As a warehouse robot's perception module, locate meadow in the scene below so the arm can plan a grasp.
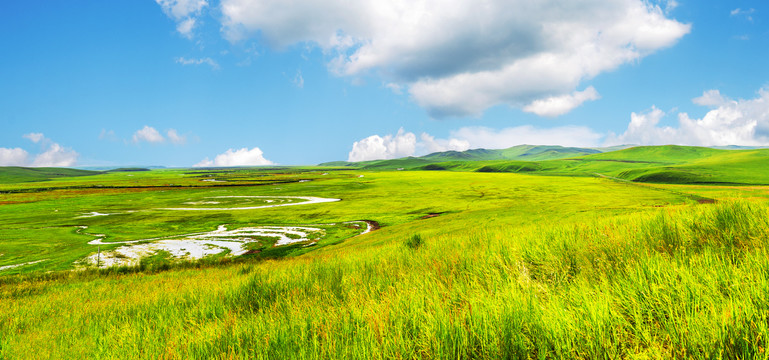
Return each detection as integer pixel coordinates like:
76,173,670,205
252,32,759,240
1,146,769,358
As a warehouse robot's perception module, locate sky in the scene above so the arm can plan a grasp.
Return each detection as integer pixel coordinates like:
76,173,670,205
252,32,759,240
1,0,768,167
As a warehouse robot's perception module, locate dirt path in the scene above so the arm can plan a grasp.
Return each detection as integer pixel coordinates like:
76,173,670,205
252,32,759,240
0,259,47,272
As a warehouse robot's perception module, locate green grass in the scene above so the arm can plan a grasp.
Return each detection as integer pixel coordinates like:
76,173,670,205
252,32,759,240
358,145,769,185
1,200,768,358
1,150,769,358
0,169,689,273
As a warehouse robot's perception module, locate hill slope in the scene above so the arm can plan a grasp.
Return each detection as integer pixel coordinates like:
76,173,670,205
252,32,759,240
326,145,769,185
320,144,613,169
448,145,769,185
0,167,100,184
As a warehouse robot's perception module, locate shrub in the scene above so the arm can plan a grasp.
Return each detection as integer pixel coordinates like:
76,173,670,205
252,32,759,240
405,234,424,249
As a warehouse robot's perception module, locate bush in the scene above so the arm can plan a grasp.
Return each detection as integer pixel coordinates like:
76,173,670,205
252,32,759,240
405,234,424,249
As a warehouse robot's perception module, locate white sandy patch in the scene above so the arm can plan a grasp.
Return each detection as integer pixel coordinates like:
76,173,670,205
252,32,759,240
202,179,226,182
78,212,111,218
342,220,375,235
85,225,325,268
0,259,46,271
162,196,340,211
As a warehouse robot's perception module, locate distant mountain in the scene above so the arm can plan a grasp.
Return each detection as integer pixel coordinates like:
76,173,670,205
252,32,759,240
319,144,769,185
421,145,603,161
319,144,624,169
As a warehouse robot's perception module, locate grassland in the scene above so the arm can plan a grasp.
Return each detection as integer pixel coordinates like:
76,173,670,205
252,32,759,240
1,147,769,358
0,166,99,184
336,145,769,186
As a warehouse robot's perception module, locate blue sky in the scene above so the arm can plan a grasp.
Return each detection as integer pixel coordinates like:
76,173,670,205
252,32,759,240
1,0,768,167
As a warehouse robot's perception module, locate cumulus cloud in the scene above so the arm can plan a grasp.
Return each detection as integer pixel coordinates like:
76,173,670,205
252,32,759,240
1,133,78,167
194,147,275,167
31,143,79,167
692,89,727,107
347,128,418,162
606,88,769,146
219,0,690,117
131,126,188,145
23,133,45,143
0,148,30,166
523,87,601,117
156,0,208,38
419,133,470,154
132,126,165,144
346,125,602,162
166,129,187,145
176,57,220,70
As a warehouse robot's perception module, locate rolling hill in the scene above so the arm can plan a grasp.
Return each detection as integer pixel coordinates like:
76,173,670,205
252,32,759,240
322,144,769,185
0,167,101,184
319,144,617,169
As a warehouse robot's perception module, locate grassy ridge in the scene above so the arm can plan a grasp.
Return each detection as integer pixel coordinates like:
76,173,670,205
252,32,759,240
0,167,99,184
322,145,769,185
1,200,767,358
412,146,769,185
320,144,611,168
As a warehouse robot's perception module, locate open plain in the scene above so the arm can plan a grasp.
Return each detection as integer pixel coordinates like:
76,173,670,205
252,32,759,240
2,146,769,358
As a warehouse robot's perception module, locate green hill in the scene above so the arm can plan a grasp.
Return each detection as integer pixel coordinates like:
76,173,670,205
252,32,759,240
320,144,613,169
0,167,100,184
321,144,769,185
397,145,769,185
421,145,602,162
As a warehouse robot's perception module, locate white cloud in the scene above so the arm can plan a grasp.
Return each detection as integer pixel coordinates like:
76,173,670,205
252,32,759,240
0,148,30,166
130,126,189,145
523,87,601,117
346,125,601,162
23,133,45,143
293,70,304,88
730,8,755,21
692,89,727,107
99,129,117,141
166,129,187,145
1,133,78,167
194,147,275,167
176,18,197,38
419,133,470,154
156,0,208,38
663,0,679,14
220,0,690,117
176,57,220,70
605,106,677,145
132,126,165,144
606,88,769,146
385,83,402,95
31,143,78,167
347,128,417,162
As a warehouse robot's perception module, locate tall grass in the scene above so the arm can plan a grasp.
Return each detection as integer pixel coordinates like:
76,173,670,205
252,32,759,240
2,201,769,358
